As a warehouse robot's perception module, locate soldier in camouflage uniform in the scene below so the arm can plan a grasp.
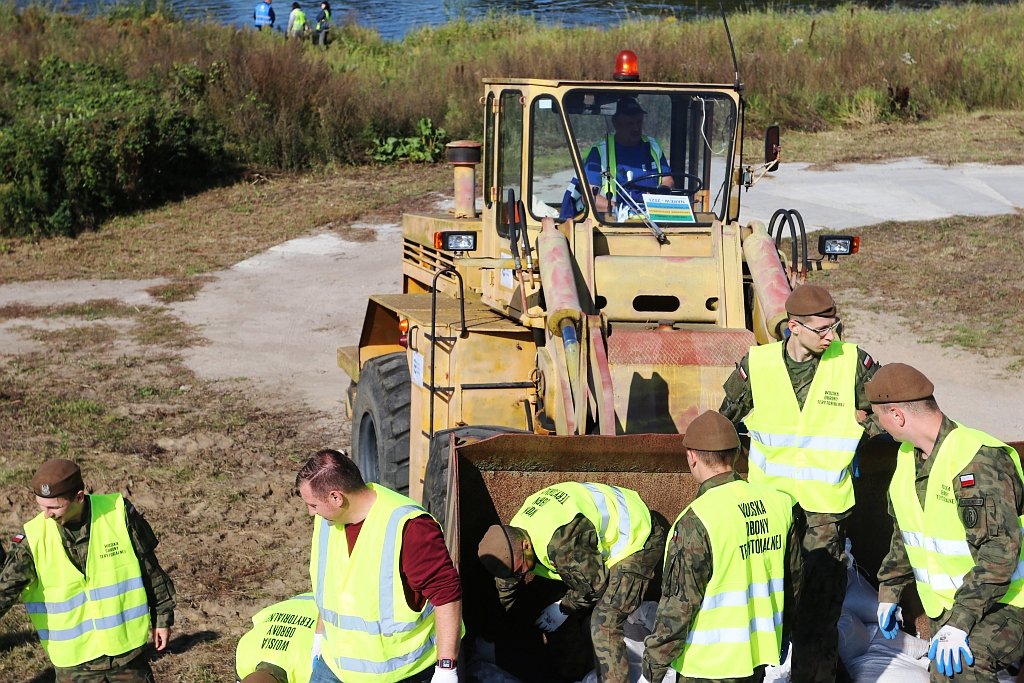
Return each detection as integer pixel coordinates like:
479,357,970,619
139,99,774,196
477,483,666,682
719,284,881,683
868,363,1024,682
0,460,175,682
643,411,802,683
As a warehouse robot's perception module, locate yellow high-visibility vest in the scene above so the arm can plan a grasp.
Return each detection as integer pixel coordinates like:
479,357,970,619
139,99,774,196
745,340,864,513
22,494,150,668
236,593,318,682
671,480,792,678
594,134,664,200
510,482,651,581
889,424,1024,617
308,484,438,683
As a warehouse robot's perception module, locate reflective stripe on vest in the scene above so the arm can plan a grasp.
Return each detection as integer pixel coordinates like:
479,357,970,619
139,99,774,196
595,135,663,200
671,480,791,678
22,494,150,667
309,484,439,683
889,425,1024,617
745,340,863,513
510,483,651,580
254,2,272,25
235,593,318,682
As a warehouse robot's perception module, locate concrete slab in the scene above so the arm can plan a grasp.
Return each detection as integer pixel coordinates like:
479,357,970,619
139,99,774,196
170,224,403,420
741,157,1024,231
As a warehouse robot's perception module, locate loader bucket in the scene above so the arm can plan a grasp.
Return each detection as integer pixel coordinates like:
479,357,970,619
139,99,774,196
449,432,695,557
442,431,694,681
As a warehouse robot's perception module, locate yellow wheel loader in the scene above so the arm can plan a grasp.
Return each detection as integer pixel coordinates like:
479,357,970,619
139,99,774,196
336,48,1021,672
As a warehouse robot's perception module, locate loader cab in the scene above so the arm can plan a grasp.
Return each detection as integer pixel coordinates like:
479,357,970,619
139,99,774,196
484,79,742,246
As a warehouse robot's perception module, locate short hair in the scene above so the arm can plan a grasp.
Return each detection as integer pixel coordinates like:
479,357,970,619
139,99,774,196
895,397,940,415
296,449,365,497
688,447,737,468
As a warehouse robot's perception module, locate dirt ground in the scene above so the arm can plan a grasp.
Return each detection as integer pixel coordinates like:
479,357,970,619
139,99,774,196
1,170,1023,681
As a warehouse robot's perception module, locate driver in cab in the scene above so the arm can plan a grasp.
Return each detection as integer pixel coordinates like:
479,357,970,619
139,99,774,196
584,97,672,220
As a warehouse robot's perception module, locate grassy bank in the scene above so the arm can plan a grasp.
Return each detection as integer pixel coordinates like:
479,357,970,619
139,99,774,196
1,2,1023,236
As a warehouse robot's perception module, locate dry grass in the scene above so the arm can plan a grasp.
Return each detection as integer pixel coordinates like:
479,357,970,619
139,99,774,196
808,212,1024,368
0,165,450,284
0,300,326,681
781,110,1024,167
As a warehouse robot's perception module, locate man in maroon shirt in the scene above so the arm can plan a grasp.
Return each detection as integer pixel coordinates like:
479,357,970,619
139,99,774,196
296,449,462,683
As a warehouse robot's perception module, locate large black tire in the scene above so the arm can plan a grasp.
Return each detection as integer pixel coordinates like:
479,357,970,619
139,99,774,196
350,353,411,494
423,426,529,529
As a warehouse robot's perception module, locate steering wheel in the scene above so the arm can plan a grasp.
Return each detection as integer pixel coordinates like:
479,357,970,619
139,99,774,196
623,172,704,196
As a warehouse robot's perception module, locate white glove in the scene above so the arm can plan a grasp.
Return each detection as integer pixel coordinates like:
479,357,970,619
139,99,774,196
473,636,496,663
430,665,459,682
928,625,974,677
535,600,569,632
311,631,323,664
876,602,903,640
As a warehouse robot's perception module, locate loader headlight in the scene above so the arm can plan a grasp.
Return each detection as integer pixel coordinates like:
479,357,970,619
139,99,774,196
434,231,477,252
818,235,860,261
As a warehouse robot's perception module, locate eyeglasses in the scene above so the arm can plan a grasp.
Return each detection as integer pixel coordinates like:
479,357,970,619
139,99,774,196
794,318,842,338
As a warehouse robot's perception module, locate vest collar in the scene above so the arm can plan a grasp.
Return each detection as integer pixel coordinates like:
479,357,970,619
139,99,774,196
697,470,742,497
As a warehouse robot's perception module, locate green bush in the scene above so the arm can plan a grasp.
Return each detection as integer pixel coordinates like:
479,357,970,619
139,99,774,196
371,118,448,163
0,57,229,237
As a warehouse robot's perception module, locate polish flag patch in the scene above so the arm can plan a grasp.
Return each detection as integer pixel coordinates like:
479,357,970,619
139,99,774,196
863,354,874,369
960,474,976,487
10,534,24,544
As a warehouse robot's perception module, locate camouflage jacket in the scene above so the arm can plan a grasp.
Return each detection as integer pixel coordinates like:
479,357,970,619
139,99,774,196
0,496,176,672
877,415,1024,634
496,513,609,614
643,471,802,683
719,340,881,525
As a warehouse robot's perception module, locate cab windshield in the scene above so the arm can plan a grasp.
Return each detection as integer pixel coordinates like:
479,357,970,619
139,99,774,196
527,90,738,226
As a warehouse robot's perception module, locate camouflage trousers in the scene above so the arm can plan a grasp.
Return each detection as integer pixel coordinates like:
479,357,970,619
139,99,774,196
54,650,155,683
927,604,1024,683
591,516,667,683
791,512,847,683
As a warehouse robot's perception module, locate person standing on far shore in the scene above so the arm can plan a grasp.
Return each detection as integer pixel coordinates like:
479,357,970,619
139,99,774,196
254,0,275,30
314,1,331,46
287,2,307,39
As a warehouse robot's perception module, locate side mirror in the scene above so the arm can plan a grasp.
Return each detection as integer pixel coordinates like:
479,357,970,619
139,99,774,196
764,125,780,172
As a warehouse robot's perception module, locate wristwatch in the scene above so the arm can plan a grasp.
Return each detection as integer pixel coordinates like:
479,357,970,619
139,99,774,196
438,658,457,670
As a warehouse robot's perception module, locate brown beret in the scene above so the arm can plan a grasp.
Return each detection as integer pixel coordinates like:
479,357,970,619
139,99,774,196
478,524,518,579
31,459,84,499
786,284,836,318
865,363,935,404
683,410,739,452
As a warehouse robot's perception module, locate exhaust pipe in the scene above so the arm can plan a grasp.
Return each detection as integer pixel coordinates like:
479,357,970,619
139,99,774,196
446,140,482,218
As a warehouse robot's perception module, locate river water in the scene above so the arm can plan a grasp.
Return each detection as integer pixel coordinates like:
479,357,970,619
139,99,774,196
20,0,1016,40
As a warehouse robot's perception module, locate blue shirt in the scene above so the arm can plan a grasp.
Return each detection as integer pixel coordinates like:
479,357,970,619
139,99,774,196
584,136,672,207
254,1,274,26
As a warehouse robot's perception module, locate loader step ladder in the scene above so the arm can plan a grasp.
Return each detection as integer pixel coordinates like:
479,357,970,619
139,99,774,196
428,265,467,438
